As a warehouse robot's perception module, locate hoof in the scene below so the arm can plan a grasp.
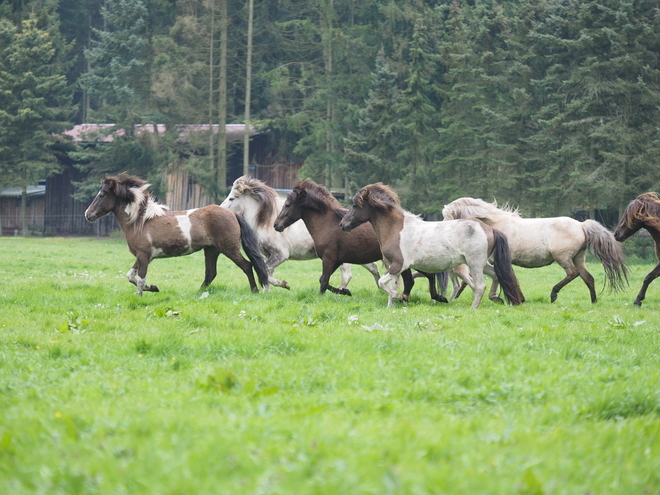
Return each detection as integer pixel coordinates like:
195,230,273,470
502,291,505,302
251,287,259,293
433,295,449,303
550,292,557,303
399,294,409,303
146,285,159,292
340,288,352,296
490,296,504,304
281,281,290,290
633,300,642,307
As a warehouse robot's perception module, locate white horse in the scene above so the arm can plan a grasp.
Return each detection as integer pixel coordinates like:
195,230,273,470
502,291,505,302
221,176,380,291
442,197,628,303
340,183,523,308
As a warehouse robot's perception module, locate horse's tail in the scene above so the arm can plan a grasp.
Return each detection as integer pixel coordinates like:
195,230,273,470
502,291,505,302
492,230,524,305
582,220,628,292
235,213,270,289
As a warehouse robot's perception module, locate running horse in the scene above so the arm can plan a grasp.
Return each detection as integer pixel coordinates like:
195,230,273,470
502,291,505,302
339,183,523,308
273,179,445,301
614,192,660,306
220,176,362,291
443,197,628,303
85,173,269,295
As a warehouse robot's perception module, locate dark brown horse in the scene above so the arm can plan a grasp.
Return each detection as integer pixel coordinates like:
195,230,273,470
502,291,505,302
273,179,444,301
85,173,269,295
614,192,660,306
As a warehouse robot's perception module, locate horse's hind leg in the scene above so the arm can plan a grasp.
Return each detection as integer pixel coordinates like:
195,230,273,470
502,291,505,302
361,262,381,289
337,263,352,291
550,258,581,303
199,247,220,292
574,251,597,303
223,246,260,293
416,270,448,303
483,264,504,304
633,261,660,307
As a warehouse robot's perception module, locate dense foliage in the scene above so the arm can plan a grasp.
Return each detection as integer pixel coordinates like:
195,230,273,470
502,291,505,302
2,0,660,216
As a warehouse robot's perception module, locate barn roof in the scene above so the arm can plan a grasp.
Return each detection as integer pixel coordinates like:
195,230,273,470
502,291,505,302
0,185,46,198
63,123,259,143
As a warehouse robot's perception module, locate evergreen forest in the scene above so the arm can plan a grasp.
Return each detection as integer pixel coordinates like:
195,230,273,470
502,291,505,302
1,0,660,218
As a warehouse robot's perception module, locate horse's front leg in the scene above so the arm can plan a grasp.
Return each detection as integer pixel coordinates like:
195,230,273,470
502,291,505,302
200,247,220,292
265,251,291,290
360,263,381,289
320,259,348,295
633,262,660,307
130,255,158,295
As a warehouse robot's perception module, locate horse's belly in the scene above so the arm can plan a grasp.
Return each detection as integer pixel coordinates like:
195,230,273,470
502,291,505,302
511,249,554,268
409,252,457,273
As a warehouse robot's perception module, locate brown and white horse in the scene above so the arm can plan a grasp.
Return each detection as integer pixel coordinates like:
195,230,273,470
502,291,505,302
340,183,523,308
85,173,269,295
614,192,660,306
273,179,445,301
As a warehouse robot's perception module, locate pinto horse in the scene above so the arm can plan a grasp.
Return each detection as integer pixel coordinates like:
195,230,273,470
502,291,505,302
442,197,628,303
85,173,269,295
340,183,523,308
220,176,359,291
273,179,444,301
614,192,660,306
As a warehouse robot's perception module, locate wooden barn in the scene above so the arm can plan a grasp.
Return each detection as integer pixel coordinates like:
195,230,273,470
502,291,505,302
26,123,303,236
0,185,46,236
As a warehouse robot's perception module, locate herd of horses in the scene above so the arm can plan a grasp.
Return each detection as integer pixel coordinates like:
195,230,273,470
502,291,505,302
84,173,660,308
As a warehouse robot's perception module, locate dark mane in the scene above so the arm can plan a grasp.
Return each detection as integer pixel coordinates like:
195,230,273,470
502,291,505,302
623,192,660,231
234,176,279,228
103,172,167,225
290,179,342,213
353,182,400,211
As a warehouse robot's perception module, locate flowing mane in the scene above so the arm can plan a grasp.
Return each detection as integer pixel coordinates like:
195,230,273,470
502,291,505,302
621,192,660,231
442,197,520,221
232,176,280,228
291,179,345,216
353,183,401,211
104,173,168,226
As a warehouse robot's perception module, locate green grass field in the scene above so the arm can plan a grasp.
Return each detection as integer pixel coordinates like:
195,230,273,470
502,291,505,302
1,237,659,494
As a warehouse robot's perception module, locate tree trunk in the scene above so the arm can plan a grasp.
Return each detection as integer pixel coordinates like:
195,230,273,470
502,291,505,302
208,0,215,178
243,0,254,176
320,0,334,188
216,0,228,199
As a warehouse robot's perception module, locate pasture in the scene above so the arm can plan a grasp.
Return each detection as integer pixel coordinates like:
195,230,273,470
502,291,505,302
1,236,659,494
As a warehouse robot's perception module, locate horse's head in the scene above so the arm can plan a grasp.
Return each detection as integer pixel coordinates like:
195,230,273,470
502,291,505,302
340,183,399,232
221,176,279,228
614,192,660,241
84,177,121,222
274,186,304,232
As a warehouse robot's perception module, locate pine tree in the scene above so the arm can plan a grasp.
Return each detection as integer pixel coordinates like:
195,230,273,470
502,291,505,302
344,51,403,189
0,13,75,235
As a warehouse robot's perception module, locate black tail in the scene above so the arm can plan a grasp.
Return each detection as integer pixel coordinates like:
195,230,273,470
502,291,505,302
492,230,523,305
236,213,270,289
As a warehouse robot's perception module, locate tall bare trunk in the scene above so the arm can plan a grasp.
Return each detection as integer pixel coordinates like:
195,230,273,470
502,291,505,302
216,0,228,199
243,0,254,176
320,0,334,187
20,170,27,237
208,0,215,176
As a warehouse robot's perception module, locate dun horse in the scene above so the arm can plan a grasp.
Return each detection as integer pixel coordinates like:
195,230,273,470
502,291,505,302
85,173,269,295
614,192,660,306
442,197,628,303
273,179,444,301
220,176,360,291
340,183,523,308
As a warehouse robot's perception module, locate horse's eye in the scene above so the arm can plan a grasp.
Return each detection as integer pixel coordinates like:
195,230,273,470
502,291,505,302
228,197,234,201
99,191,106,197
285,202,291,207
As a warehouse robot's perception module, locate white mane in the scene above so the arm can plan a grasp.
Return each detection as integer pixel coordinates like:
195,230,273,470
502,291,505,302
124,183,169,227
442,197,520,221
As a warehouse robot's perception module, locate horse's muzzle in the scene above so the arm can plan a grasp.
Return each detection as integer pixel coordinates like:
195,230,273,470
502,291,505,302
273,222,284,233
340,221,352,232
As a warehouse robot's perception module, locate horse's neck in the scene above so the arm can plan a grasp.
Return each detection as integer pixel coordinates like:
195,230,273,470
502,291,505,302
300,208,337,239
112,201,144,241
370,209,407,244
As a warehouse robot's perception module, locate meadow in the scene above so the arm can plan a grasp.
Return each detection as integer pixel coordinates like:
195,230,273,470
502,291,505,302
1,236,659,494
